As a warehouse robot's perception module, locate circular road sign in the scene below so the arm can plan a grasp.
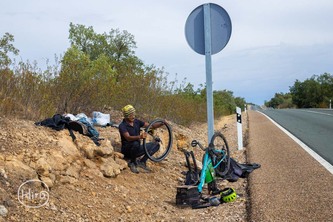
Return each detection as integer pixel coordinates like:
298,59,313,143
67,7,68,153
185,3,232,55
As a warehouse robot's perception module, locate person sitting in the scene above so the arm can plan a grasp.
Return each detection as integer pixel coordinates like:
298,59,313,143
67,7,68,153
118,104,165,173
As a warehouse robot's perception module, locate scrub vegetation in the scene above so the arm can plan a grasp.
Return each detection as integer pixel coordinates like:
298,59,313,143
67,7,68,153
0,24,245,125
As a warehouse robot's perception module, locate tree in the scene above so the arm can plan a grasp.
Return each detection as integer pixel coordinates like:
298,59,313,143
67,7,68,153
214,90,236,116
68,23,97,59
302,78,322,107
289,80,304,108
234,97,246,111
69,23,137,62
289,74,329,108
316,73,333,107
265,92,293,109
56,46,91,113
0,33,19,68
68,23,141,82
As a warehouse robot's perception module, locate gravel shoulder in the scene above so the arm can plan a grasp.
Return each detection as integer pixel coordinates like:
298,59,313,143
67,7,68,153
247,110,333,222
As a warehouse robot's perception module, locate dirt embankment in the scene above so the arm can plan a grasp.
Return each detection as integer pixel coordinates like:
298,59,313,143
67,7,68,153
0,111,250,222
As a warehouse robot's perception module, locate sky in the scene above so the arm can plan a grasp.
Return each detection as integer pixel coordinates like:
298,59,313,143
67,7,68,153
1,0,333,105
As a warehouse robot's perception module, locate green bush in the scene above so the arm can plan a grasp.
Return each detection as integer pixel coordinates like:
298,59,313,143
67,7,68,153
0,28,244,125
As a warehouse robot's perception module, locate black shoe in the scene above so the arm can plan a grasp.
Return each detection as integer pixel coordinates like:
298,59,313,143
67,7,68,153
136,161,152,172
128,162,139,174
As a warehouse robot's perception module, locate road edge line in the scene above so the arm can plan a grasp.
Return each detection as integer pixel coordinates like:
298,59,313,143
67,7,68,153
258,111,333,175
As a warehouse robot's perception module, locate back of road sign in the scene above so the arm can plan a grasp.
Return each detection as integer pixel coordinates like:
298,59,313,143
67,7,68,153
185,3,232,55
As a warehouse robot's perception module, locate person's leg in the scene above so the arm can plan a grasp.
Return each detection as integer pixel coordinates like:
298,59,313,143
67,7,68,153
136,143,160,172
139,142,160,163
130,141,146,160
127,141,144,174
121,147,131,160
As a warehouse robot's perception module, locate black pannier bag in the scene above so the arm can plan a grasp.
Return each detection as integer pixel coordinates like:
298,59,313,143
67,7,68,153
176,185,201,206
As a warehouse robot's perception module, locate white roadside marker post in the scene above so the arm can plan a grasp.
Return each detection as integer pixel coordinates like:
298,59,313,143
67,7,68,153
236,107,243,150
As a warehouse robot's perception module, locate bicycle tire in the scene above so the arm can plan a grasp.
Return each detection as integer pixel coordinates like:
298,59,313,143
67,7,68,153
143,119,173,162
209,132,230,177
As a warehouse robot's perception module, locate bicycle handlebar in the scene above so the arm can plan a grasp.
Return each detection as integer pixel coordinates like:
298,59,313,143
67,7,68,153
191,140,205,151
191,140,222,157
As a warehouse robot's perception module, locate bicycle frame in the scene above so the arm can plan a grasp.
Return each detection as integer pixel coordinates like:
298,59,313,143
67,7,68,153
191,132,230,193
197,148,227,193
198,151,211,193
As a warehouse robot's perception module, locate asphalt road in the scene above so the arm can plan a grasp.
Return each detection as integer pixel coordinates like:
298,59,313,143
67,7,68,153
247,110,333,221
260,108,333,165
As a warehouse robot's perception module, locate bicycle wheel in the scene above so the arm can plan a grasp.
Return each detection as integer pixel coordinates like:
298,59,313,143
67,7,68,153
209,132,230,177
143,119,173,162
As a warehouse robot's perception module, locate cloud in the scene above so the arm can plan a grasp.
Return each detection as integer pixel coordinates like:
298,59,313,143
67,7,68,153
210,43,333,104
1,0,333,105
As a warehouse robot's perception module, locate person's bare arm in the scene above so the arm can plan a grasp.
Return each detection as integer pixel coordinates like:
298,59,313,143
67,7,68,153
144,120,167,129
122,131,146,141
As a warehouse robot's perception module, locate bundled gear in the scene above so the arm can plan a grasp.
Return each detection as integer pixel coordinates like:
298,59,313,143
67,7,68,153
35,114,70,131
219,157,261,182
176,151,239,209
35,114,102,146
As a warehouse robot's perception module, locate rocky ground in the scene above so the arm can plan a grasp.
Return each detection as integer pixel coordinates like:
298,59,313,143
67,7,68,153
0,110,249,222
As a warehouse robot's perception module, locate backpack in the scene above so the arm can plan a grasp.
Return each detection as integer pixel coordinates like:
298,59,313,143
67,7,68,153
68,119,101,146
68,121,89,136
77,117,100,138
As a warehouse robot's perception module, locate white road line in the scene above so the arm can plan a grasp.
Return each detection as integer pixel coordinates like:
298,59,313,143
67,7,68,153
258,111,333,175
298,109,333,117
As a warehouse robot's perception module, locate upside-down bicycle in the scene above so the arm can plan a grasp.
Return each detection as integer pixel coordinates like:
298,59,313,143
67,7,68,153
191,131,230,193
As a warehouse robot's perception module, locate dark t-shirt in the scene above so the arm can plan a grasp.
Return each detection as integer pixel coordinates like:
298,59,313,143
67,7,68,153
118,118,145,149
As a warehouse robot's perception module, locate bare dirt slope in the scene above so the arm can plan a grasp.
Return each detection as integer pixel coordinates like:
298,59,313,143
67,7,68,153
247,111,333,222
0,111,250,222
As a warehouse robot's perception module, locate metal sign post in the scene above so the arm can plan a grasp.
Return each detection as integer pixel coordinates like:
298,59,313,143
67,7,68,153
203,4,214,141
185,3,232,141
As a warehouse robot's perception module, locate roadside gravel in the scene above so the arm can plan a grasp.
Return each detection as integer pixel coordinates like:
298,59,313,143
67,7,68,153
247,110,333,221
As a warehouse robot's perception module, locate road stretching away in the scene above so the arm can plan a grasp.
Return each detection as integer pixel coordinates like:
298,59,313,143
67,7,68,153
247,110,333,221
260,108,333,165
